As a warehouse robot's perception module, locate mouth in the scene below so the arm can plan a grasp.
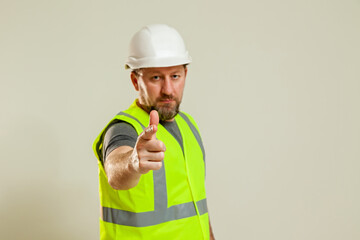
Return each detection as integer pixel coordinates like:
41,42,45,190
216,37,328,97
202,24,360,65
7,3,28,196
159,99,174,103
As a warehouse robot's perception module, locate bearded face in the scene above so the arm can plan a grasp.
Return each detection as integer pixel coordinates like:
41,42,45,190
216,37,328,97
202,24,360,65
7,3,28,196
140,93,181,122
132,65,187,122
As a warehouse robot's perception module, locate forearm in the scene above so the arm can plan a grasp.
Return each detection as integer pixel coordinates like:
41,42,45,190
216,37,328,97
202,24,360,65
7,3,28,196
104,146,142,190
104,115,165,190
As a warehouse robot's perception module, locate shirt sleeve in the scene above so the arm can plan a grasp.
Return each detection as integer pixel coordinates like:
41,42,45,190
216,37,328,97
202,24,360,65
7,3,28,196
103,121,138,161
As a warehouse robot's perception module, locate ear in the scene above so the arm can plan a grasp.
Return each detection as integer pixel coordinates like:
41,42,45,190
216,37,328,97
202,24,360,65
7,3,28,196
184,66,188,78
131,72,139,91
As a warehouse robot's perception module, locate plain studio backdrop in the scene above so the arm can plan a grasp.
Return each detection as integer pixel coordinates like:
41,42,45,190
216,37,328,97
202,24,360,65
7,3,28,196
1,0,359,239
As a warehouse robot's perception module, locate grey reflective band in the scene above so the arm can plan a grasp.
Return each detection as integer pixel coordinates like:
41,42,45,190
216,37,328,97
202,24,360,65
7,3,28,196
102,111,207,227
103,199,207,227
154,154,167,212
117,112,168,212
117,112,146,129
178,112,206,162
196,198,208,215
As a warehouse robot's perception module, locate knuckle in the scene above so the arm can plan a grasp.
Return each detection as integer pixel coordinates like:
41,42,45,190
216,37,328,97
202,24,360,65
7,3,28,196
160,142,166,151
138,160,147,169
153,162,162,170
137,151,148,162
157,140,164,150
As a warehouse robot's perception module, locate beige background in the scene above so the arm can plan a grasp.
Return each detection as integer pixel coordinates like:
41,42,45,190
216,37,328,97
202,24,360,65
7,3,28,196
1,0,360,239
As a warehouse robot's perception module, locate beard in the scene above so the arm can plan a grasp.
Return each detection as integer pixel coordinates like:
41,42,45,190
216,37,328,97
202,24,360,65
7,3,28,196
140,94,181,122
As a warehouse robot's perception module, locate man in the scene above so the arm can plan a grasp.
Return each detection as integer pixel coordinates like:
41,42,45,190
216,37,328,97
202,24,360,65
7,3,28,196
93,24,215,239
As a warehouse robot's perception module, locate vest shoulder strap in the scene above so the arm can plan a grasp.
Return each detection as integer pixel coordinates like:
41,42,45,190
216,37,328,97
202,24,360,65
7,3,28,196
178,112,205,162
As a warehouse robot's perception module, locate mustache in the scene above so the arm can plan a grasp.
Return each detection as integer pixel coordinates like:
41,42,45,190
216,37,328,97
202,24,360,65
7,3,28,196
157,94,175,101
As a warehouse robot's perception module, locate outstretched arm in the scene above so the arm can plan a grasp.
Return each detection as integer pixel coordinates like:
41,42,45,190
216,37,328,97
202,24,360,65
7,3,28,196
104,110,166,190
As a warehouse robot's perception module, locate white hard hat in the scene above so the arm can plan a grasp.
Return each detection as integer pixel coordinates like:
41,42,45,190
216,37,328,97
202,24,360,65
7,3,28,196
125,24,192,70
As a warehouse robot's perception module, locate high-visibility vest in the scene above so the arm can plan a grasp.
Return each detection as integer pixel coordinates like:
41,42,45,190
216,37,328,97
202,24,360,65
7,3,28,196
93,101,209,240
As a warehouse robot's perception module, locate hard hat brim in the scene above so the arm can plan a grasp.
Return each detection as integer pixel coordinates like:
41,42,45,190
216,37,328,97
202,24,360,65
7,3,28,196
125,55,192,70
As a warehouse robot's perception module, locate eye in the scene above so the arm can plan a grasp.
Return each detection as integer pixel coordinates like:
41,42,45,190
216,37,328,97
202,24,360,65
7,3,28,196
152,75,161,81
172,74,180,79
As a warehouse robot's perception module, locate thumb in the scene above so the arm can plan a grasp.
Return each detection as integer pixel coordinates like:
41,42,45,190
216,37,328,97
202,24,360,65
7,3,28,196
141,110,159,140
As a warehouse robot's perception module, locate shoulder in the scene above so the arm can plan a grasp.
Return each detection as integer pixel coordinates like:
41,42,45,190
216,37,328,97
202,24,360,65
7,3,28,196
178,111,202,133
102,121,138,159
105,121,137,138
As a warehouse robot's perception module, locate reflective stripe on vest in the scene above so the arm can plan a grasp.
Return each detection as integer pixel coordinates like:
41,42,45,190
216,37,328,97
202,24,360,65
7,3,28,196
101,112,207,227
103,199,208,227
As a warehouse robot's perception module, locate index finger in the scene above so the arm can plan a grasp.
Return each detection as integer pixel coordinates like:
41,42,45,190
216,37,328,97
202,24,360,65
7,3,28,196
140,110,159,140
149,110,159,127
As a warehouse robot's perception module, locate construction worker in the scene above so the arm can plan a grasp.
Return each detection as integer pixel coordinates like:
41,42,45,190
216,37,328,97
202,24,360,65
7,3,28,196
93,24,215,239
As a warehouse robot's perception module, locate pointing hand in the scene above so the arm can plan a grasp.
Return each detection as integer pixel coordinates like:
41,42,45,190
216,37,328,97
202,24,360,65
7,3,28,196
142,110,159,140
132,110,166,174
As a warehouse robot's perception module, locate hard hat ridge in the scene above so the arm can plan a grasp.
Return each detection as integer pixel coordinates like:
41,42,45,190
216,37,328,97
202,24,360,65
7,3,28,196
125,24,192,70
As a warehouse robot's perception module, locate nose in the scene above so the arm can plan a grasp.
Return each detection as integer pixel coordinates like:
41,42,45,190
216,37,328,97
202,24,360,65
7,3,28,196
161,77,174,96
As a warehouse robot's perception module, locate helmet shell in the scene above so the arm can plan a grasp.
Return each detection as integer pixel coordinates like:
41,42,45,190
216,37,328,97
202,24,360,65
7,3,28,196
125,24,192,69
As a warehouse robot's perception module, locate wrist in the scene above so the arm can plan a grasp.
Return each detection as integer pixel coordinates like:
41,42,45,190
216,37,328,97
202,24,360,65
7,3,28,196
129,149,141,175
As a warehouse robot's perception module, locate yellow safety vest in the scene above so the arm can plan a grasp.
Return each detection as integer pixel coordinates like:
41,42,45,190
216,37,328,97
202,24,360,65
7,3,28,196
93,101,209,239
